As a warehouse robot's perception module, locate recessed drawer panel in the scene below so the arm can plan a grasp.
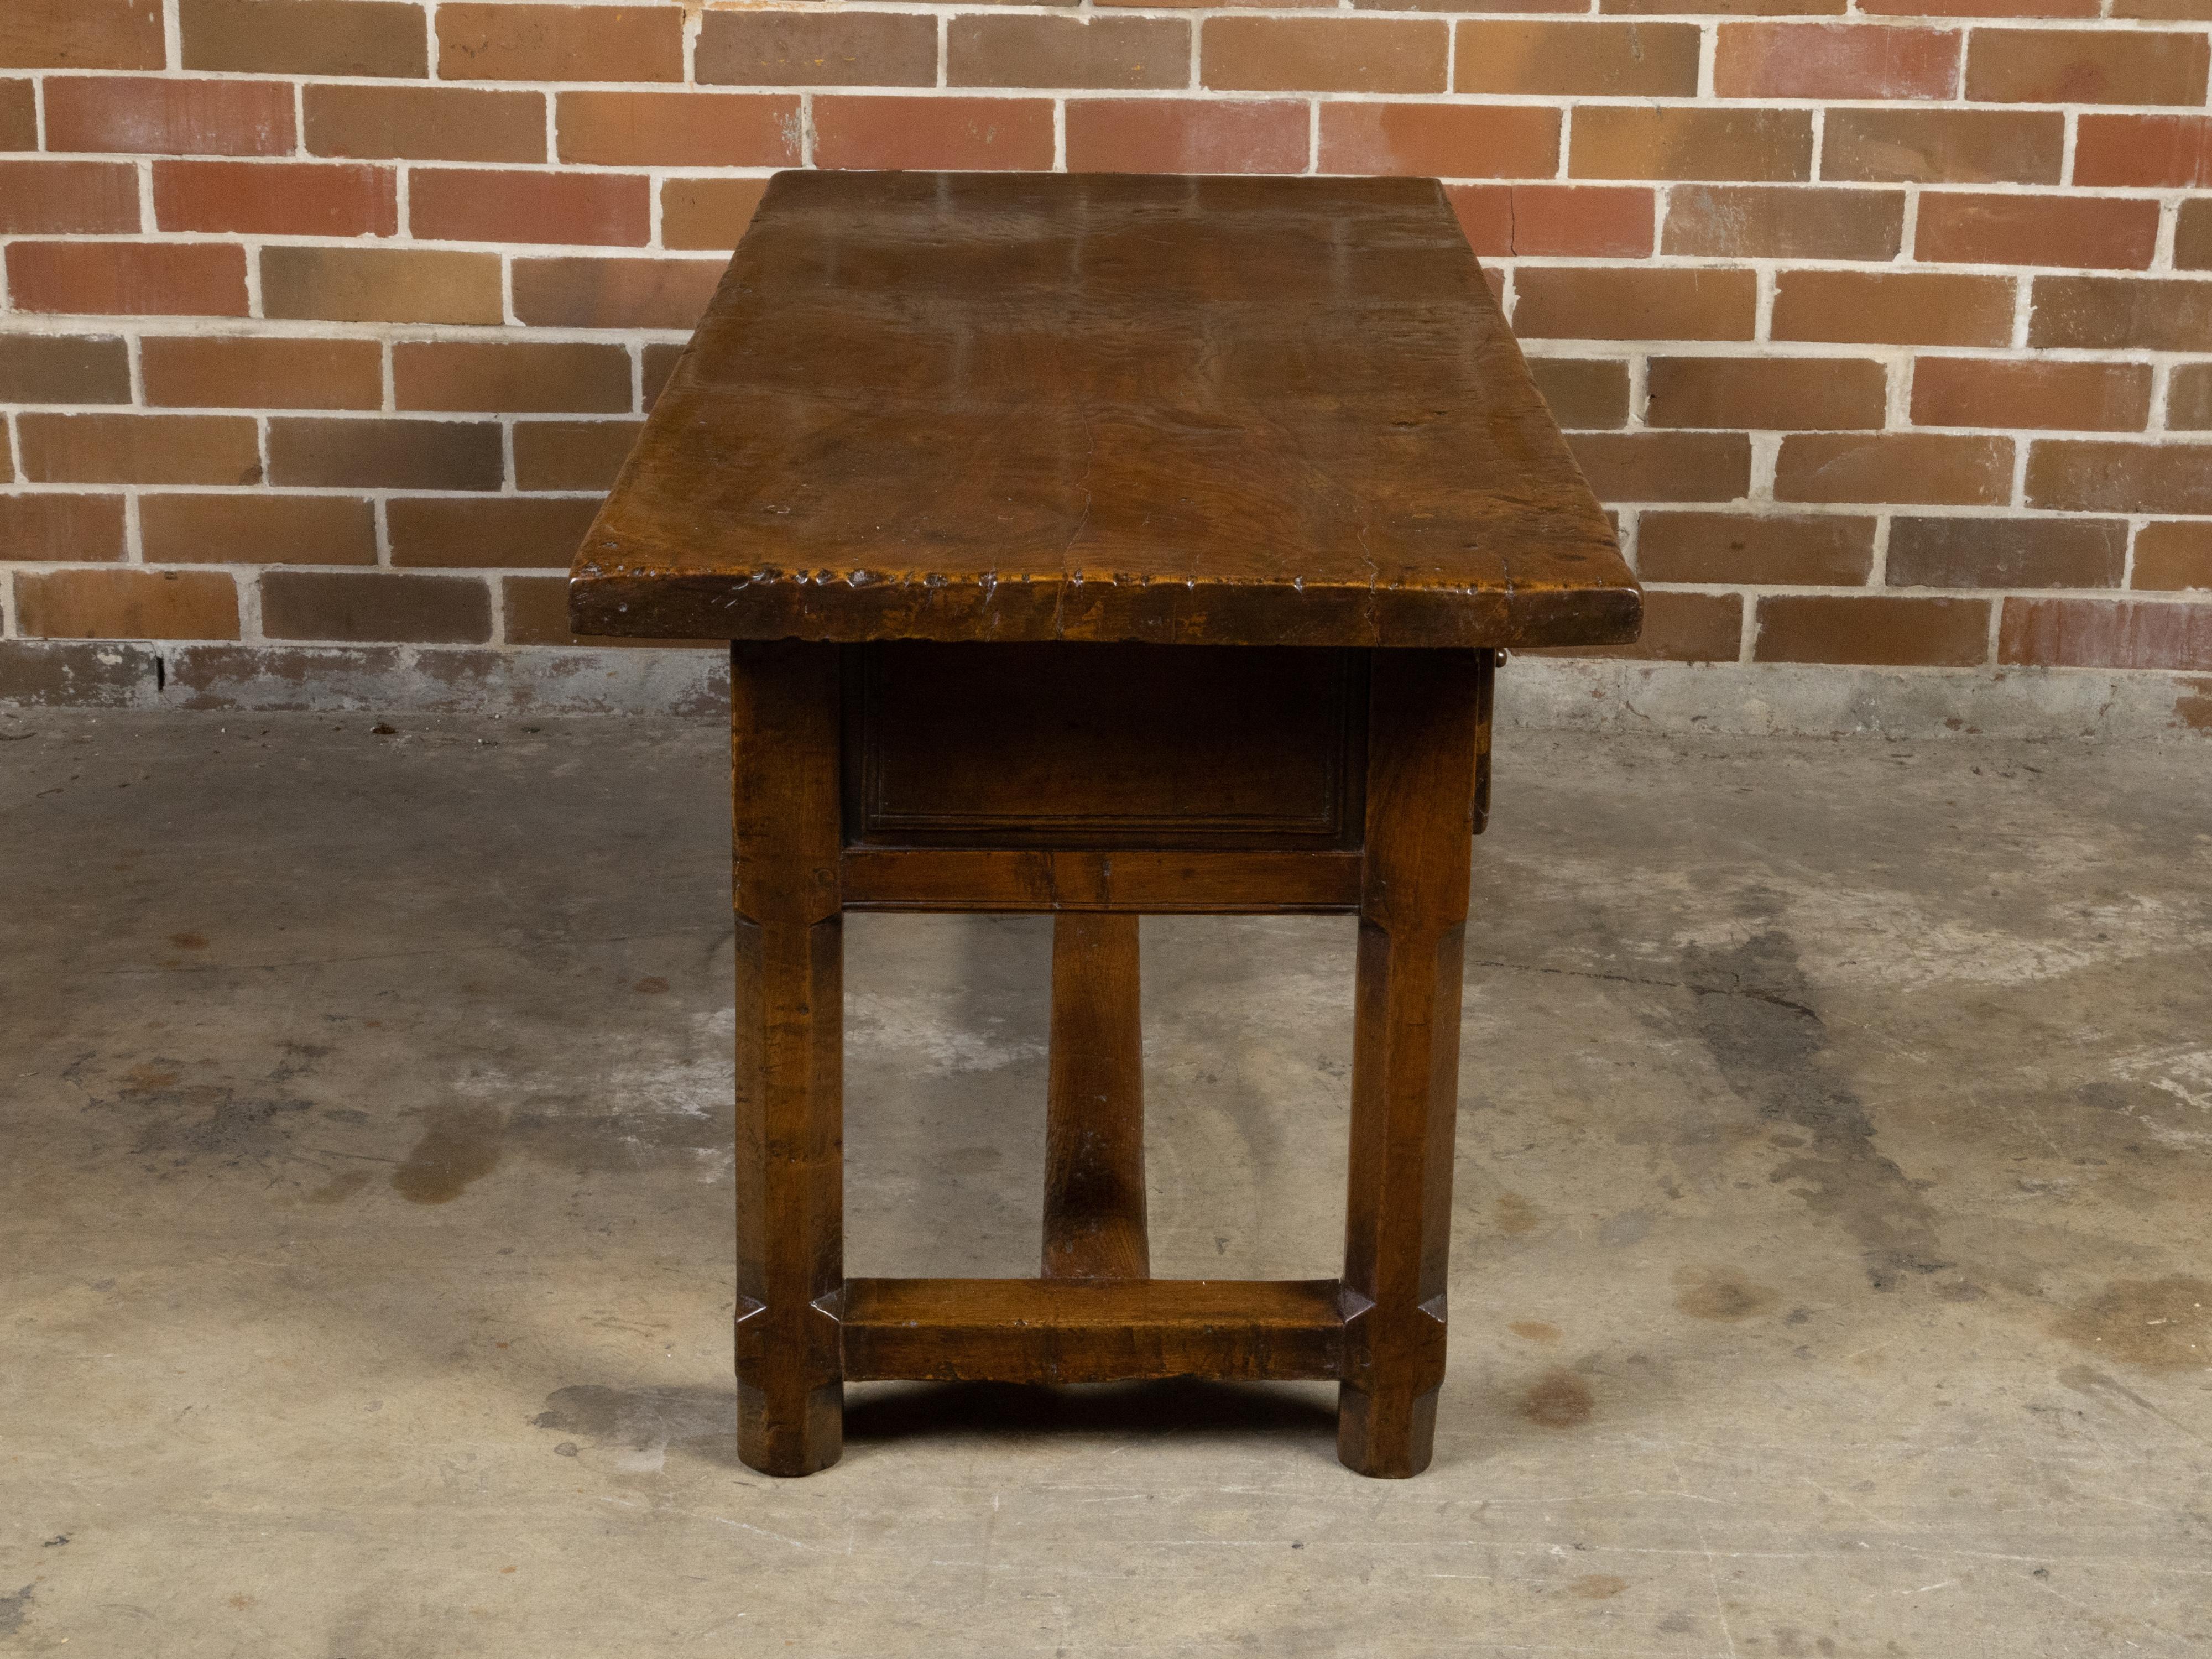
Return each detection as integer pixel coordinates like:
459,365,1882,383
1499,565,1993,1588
842,643,1368,851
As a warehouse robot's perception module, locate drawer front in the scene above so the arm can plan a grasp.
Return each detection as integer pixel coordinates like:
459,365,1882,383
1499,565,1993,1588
842,643,1369,851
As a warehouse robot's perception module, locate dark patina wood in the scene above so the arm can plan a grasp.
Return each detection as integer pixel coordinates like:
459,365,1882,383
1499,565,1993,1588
842,1278,1345,1385
1042,914,1149,1281
1340,650,1485,1477
730,640,846,1477
572,170,1635,651
573,170,1640,1480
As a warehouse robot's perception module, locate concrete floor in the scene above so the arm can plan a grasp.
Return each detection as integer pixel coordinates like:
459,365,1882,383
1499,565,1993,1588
3,709,2209,1658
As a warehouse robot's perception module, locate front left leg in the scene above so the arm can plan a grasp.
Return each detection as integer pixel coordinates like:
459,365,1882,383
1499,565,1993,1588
732,640,847,1477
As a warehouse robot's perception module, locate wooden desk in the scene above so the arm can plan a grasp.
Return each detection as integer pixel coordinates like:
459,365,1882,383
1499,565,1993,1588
572,170,1639,1479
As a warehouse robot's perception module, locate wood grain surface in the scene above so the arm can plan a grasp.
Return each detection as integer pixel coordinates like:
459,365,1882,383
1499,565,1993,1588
572,170,1637,649
841,1277,1347,1384
1042,914,1150,1281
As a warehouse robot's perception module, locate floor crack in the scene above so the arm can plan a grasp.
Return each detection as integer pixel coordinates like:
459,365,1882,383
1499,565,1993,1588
1468,957,1823,1023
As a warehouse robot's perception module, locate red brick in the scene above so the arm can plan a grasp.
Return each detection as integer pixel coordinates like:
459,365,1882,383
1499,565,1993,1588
812,96,1056,172
1447,185,1653,257
1647,357,1888,430
503,575,589,645
511,257,725,329
2133,522,2212,591
1888,515,2126,588
697,10,938,87
7,242,249,317
142,336,384,411
393,341,632,415
1965,28,2208,104
153,160,399,237
260,247,504,326
2168,364,2212,431
44,75,294,156
1065,99,1310,175
410,168,650,248
1319,103,1559,180
1514,268,1758,341
1526,357,1631,428
1603,0,1844,13
305,85,546,164
1662,185,1903,259
661,178,769,252
143,493,378,566
1357,0,1587,9
180,0,429,77
19,412,262,486
1771,270,2013,346
2028,440,2212,515
950,16,1190,89
1570,107,1813,181
1558,591,1743,662
0,160,142,234
0,336,132,404
1455,22,1702,95
1859,0,2094,15
2179,200,2212,270
514,420,643,491
1999,597,2212,670
557,91,799,168
388,496,601,568
0,80,33,150
641,343,682,409
1566,432,1752,501
260,570,492,644
1203,17,1449,93
15,570,240,641
1820,108,2062,184
140,493,379,565
1756,594,1989,665
1914,193,2158,270
1775,433,2013,504
2074,114,2212,187
436,3,681,82
1638,512,1875,584
0,494,129,563
1910,358,2149,431
2030,276,2212,351
267,418,504,491
0,1,166,69
1714,23,1960,97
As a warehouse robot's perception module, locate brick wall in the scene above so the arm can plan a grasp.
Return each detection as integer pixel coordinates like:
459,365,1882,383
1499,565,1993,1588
3,0,2211,713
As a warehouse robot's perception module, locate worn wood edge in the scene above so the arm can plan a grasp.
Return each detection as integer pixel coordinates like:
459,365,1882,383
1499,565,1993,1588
840,1277,1348,1384
569,569,1640,650
838,848,1364,913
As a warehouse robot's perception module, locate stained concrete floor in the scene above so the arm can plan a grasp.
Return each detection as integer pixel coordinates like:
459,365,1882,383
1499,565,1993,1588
2,708,2209,1658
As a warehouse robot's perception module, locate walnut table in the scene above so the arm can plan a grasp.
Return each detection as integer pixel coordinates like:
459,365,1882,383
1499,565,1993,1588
571,170,1640,1479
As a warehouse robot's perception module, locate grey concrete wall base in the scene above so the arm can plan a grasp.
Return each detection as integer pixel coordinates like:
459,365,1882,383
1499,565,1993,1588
2,640,2208,738
0,641,728,716
1498,658,2212,742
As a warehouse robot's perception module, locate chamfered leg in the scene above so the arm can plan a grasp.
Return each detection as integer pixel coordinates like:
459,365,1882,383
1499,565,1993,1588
1043,912,1150,1281
1339,649,1484,1478
731,640,846,1476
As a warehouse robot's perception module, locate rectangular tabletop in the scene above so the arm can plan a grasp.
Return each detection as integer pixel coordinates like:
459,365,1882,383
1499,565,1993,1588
570,170,1639,650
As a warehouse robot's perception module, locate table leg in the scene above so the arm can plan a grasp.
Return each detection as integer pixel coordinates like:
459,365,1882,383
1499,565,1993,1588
1042,913,1149,1280
1339,649,1483,1478
731,641,846,1476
